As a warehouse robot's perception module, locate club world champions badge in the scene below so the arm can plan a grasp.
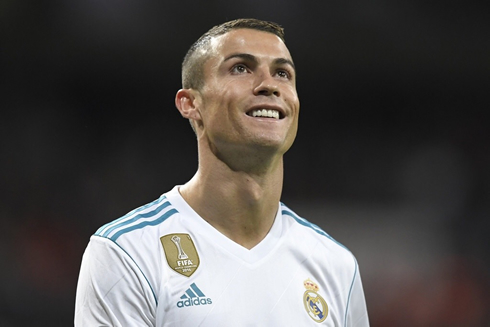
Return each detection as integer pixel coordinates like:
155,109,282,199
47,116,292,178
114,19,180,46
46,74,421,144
160,234,200,277
303,278,328,323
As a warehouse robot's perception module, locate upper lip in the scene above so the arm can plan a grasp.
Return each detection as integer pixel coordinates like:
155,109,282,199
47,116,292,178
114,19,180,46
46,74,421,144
246,104,286,119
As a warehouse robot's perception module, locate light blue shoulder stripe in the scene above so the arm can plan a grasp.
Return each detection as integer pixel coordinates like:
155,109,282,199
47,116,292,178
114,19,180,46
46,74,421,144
95,195,168,236
110,208,178,241
344,258,359,327
100,201,172,238
281,204,349,251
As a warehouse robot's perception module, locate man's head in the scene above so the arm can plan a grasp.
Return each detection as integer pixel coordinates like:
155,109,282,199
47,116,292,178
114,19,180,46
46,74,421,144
182,18,285,90
175,19,299,168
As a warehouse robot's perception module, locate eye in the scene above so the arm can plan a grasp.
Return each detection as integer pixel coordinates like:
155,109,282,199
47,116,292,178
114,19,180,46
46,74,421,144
231,64,248,74
276,69,291,79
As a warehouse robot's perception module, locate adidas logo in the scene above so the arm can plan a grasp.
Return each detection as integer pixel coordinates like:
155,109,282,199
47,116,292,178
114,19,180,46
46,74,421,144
177,283,213,308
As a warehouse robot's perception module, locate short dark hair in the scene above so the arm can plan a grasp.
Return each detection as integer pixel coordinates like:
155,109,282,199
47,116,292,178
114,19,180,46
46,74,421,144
181,18,285,90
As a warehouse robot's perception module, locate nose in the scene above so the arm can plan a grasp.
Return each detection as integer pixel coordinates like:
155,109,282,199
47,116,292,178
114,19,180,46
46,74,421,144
253,72,280,97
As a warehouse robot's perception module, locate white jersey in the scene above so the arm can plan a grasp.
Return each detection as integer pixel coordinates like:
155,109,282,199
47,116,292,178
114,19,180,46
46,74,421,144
75,186,369,326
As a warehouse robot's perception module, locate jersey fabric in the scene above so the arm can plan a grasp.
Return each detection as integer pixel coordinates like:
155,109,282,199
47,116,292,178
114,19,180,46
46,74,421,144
75,186,369,326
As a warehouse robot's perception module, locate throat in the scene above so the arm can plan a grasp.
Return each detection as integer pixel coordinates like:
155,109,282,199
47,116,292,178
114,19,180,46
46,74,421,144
180,156,284,249
208,207,277,250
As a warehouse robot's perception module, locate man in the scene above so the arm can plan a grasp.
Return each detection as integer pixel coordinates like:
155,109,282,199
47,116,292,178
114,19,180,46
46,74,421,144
75,18,369,326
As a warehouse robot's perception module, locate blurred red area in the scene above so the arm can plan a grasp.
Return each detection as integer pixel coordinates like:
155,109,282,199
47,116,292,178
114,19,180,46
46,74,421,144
14,214,85,299
370,257,489,327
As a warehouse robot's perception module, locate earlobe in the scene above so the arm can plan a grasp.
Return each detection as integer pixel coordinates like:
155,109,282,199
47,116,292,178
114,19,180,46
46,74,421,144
175,89,202,121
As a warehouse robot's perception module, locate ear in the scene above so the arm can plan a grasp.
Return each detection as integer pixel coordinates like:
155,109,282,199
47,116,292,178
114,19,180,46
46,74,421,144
175,88,202,122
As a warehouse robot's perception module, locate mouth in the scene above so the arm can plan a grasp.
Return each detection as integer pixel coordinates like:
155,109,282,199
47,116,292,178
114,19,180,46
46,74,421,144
246,107,285,120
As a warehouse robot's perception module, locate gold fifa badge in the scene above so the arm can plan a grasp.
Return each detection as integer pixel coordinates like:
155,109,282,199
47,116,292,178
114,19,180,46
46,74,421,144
303,278,328,323
160,234,200,277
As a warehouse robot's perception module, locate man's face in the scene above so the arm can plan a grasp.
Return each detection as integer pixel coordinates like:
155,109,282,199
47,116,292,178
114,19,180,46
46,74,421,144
195,28,300,159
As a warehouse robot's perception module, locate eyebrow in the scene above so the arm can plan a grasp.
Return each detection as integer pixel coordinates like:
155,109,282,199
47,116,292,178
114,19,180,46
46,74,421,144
224,53,296,72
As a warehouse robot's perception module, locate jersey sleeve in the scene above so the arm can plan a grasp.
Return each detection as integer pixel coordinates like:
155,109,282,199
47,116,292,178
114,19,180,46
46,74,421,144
345,260,370,327
74,236,156,326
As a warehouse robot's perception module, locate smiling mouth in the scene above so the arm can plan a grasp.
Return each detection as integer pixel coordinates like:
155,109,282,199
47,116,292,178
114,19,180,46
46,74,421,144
247,109,282,119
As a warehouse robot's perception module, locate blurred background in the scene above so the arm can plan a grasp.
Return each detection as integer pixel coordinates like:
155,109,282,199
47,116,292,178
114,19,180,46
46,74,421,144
1,0,489,326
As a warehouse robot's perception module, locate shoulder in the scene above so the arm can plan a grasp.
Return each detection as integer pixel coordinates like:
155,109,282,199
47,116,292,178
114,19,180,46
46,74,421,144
280,202,357,269
89,190,184,277
280,203,350,251
83,189,185,303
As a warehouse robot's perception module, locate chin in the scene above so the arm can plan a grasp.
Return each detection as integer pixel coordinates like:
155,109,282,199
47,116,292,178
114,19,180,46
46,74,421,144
250,137,294,155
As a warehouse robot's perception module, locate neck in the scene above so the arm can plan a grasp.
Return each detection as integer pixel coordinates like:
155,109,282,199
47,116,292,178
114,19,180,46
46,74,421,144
179,147,284,249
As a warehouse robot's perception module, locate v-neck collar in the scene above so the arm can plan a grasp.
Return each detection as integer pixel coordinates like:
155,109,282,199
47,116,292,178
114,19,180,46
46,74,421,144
166,186,284,265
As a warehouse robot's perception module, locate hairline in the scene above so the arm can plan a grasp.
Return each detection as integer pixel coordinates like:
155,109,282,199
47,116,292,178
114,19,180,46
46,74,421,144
182,20,286,91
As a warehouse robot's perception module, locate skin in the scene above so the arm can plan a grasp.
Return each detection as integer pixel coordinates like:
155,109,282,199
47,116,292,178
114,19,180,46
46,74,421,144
175,28,300,249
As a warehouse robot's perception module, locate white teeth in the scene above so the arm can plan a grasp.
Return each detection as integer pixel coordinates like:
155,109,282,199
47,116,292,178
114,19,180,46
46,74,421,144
251,109,280,119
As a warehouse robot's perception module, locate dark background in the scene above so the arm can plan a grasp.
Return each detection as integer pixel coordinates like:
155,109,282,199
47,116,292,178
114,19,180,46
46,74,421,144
1,1,489,326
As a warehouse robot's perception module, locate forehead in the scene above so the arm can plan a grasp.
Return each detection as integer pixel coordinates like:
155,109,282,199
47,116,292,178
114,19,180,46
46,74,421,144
209,28,293,62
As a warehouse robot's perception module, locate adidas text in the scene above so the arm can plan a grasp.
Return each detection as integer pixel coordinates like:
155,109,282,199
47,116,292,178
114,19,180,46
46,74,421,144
177,298,212,308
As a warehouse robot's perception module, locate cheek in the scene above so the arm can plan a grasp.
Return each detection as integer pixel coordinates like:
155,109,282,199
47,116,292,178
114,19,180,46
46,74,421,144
286,92,300,116
207,86,246,116
205,79,236,103
282,84,299,102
